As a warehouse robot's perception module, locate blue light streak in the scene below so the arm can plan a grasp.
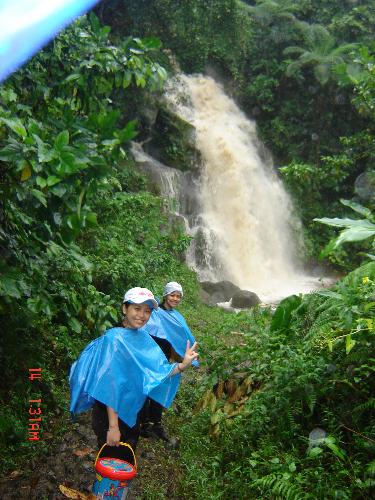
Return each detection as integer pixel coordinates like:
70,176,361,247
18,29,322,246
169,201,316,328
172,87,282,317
0,0,99,82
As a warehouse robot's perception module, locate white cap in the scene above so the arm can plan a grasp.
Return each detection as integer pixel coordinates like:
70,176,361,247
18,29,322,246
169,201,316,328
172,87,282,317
123,287,158,309
163,281,183,297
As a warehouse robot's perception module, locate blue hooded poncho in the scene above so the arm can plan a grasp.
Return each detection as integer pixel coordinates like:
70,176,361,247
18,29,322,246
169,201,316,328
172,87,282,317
143,308,198,366
69,327,180,427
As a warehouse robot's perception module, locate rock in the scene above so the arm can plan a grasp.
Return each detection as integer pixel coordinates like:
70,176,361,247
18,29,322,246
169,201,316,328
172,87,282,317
231,290,261,309
139,104,159,130
144,107,200,172
199,280,241,303
199,288,211,306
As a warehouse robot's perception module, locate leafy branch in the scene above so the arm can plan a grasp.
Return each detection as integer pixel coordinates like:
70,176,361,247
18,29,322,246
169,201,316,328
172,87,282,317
314,199,375,260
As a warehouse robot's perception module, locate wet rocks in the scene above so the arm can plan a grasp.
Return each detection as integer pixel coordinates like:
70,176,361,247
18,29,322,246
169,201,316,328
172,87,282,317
231,290,261,309
199,280,241,304
199,280,260,309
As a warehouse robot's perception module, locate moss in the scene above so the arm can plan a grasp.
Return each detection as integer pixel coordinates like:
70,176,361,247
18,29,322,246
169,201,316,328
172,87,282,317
145,107,200,172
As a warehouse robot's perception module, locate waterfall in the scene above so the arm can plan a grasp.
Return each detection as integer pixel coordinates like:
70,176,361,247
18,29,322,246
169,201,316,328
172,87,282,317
134,74,331,303
131,142,184,214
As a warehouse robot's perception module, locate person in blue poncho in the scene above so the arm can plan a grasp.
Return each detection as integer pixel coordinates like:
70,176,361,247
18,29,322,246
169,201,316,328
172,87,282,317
69,287,198,460
140,281,198,441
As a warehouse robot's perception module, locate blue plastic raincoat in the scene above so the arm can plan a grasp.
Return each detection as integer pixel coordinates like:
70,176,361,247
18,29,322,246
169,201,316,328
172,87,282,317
69,327,180,427
144,308,198,365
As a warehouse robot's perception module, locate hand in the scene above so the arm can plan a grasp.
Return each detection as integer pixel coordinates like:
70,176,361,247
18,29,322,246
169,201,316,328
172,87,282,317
106,427,121,446
180,340,198,371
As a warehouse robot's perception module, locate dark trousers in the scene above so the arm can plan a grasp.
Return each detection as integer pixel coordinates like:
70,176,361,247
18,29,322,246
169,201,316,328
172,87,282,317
92,401,139,463
140,335,172,425
140,397,164,424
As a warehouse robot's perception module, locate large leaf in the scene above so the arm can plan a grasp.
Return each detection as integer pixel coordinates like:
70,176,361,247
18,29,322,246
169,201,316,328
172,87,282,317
55,130,70,150
69,317,82,334
66,214,81,231
89,11,101,35
314,217,375,230
0,275,23,298
141,37,162,50
31,189,47,207
34,135,55,163
50,185,67,198
1,118,27,138
46,175,61,187
122,71,132,89
0,141,23,161
324,437,346,461
345,334,356,354
85,212,98,225
36,176,47,188
59,484,96,499
270,294,302,332
20,163,32,181
340,199,372,219
64,73,81,83
334,225,375,246
114,120,138,143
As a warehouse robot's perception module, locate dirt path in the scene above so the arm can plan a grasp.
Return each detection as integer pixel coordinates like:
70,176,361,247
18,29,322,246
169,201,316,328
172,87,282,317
0,412,183,499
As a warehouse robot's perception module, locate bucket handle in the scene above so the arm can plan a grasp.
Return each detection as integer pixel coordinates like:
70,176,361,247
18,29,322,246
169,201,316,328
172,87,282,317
95,441,137,472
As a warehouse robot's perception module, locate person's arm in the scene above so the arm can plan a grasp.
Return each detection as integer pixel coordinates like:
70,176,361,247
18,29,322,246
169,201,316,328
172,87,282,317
106,406,121,446
170,340,198,376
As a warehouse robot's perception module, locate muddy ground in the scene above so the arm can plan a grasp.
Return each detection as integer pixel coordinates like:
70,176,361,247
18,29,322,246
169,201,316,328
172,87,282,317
0,411,183,500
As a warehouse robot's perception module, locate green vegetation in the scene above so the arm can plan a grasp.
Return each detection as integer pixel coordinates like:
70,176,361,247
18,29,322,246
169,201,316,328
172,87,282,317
0,14,189,471
173,262,375,498
0,2,374,498
315,199,375,261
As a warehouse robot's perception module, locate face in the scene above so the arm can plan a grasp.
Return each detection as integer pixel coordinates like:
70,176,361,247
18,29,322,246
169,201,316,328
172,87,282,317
123,303,152,329
164,291,182,310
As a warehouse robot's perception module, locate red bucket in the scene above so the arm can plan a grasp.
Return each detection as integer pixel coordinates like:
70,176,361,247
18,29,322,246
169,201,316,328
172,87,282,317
92,442,137,499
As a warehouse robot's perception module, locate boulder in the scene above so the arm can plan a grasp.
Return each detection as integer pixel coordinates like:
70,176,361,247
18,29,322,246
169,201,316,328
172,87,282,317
144,107,200,172
231,290,261,309
199,288,212,306
199,280,241,303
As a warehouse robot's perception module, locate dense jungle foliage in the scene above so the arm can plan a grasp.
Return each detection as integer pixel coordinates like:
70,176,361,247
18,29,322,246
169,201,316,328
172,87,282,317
174,262,375,499
0,12,195,465
0,1,374,499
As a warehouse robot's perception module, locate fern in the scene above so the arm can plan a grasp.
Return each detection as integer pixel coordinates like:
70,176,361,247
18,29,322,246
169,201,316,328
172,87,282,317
365,459,375,477
304,386,317,415
286,405,297,428
354,397,375,415
251,472,310,499
251,472,279,490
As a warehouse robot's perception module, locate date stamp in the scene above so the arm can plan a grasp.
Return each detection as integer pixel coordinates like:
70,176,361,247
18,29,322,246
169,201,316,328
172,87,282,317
28,368,42,441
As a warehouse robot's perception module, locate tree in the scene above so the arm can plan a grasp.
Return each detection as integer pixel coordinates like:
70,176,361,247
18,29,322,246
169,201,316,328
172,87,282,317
243,0,301,26
284,22,358,85
349,45,375,118
0,14,168,336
